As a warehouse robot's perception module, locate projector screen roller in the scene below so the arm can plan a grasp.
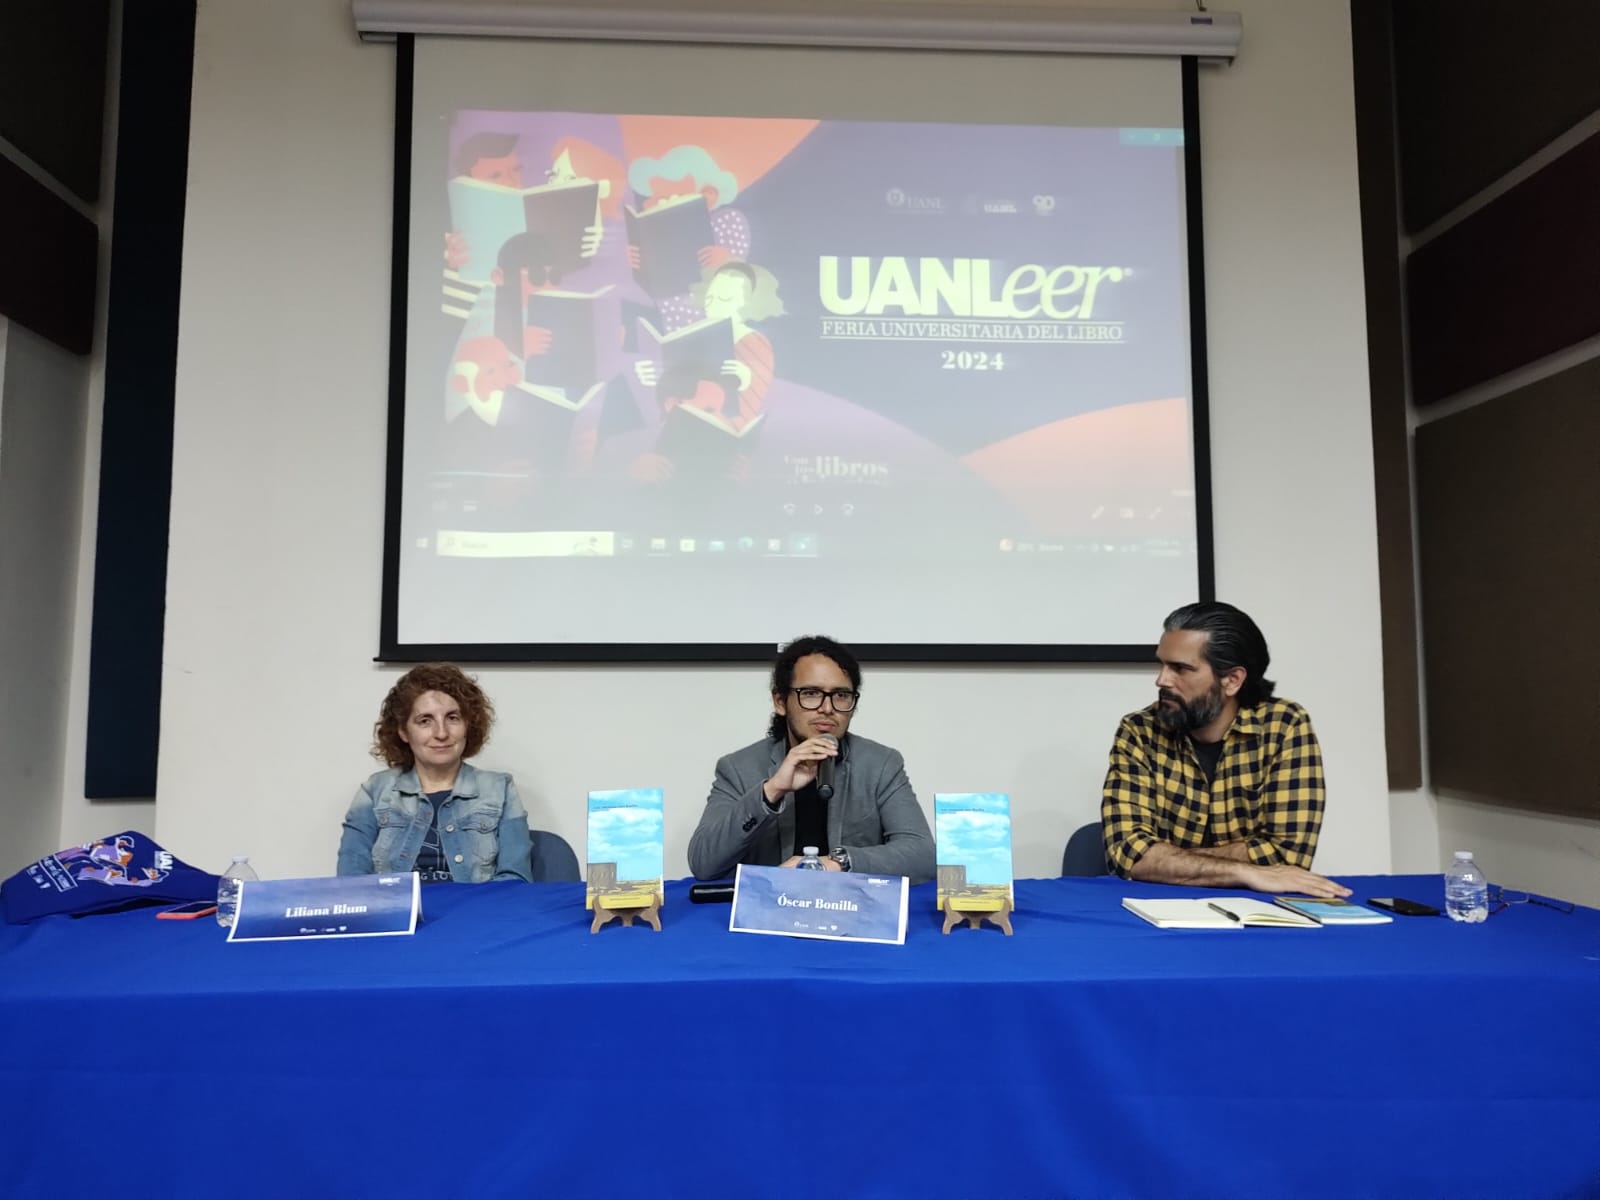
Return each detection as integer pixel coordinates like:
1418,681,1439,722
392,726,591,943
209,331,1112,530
386,38,1210,658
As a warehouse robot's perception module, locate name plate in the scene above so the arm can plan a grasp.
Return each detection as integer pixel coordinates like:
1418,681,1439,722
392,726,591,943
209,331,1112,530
226,873,421,942
729,864,908,945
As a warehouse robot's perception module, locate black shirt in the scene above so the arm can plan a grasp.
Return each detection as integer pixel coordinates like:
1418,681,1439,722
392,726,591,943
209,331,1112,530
1192,737,1224,784
792,781,829,860
415,789,455,883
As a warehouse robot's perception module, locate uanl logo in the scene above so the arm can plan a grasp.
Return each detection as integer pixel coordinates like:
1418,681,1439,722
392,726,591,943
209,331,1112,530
982,199,1019,214
885,186,944,213
820,256,1126,320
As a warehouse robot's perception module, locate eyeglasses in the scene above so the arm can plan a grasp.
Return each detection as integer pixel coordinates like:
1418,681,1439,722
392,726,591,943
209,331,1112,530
1487,886,1575,916
789,687,859,712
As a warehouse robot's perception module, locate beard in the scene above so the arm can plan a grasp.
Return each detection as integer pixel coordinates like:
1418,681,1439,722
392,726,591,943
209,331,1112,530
1155,681,1225,734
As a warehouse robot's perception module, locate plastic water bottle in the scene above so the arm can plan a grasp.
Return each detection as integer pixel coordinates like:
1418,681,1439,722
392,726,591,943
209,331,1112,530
1444,850,1488,923
797,846,826,871
216,856,259,928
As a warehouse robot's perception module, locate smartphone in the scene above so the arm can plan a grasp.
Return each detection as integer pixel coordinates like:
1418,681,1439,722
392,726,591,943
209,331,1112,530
1368,897,1440,917
156,900,218,920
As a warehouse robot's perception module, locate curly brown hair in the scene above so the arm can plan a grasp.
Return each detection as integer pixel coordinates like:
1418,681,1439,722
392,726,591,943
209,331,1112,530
371,664,495,769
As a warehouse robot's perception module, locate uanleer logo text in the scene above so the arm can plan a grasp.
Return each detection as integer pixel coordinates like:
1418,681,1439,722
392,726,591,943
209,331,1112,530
820,256,1125,320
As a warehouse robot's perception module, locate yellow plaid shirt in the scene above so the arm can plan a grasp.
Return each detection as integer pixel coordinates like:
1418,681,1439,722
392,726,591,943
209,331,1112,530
1100,697,1326,877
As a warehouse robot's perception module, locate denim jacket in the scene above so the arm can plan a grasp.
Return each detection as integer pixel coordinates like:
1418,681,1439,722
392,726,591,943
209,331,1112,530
336,763,534,883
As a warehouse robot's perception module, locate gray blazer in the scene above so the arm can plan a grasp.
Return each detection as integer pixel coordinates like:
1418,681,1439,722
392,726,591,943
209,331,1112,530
688,733,934,884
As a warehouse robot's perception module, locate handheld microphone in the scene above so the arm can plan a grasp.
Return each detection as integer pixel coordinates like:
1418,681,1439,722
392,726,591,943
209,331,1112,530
689,882,736,904
815,733,838,800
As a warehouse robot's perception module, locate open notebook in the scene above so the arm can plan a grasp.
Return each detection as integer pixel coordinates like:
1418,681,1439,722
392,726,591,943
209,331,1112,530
1122,896,1320,929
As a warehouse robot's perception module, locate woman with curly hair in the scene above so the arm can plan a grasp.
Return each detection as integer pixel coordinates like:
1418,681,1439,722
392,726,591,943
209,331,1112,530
336,664,533,883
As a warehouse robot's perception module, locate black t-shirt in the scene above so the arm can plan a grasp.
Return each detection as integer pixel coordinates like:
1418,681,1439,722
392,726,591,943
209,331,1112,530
415,790,455,883
792,781,829,860
1192,737,1224,784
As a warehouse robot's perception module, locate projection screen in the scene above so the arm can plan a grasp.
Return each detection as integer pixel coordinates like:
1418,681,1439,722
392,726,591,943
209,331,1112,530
382,35,1213,660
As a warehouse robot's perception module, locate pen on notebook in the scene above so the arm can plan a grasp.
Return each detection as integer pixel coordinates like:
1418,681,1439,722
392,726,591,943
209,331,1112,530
1208,902,1241,923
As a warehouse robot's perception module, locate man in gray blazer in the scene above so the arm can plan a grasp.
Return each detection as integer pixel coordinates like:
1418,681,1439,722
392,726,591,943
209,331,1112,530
688,635,935,884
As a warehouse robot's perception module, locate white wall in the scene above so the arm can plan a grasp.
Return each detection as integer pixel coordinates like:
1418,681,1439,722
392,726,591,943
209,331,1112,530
0,320,90,868
1431,793,1599,906
158,0,1390,882
1393,780,1600,910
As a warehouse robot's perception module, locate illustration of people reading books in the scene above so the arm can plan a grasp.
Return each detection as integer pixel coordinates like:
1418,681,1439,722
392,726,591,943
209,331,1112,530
475,232,618,476
630,260,782,485
441,335,536,494
623,145,752,332
444,132,610,285
545,136,624,224
491,231,566,360
446,335,522,429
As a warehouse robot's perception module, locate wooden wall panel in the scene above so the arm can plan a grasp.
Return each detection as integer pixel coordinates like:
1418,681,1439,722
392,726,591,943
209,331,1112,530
1393,0,1600,232
1351,0,1422,787
0,156,97,355
1415,358,1600,817
1406,132,1600,406
0,0,110,204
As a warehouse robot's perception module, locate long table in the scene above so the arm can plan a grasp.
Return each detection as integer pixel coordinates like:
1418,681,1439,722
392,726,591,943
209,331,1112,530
1,874,1595,1198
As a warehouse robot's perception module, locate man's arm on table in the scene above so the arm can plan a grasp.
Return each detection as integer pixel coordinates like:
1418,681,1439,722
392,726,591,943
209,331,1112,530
1129,843,1349,896
1101,722,1348,897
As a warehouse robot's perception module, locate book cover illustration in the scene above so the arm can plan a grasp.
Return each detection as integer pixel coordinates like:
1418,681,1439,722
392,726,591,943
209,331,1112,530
935,793,1014,912
655,404,765,478
585,789,665,911
503,379,608,474
518,284,618,399
447,176,600,283
638,314,737,392
624,195,715,299
521,178,602,278
1273,896,1393,925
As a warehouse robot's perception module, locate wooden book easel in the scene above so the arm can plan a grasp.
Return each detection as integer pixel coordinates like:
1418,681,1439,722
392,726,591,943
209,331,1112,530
941,898,1014,936
590,895,662,933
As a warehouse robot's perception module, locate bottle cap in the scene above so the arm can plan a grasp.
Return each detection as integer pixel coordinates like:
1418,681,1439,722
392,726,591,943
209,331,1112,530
1453,850,1473,861
802,846,819,856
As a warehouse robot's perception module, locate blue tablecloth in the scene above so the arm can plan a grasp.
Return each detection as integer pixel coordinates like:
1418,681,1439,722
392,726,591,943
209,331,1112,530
1,874,1595,1199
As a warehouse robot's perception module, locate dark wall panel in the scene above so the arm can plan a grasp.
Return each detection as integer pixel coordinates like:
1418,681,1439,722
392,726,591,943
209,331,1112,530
0,0,110,204
1351,0,1423,787
1415,358,1600,818
84,0,196,798
1350,0,1421,788
1406,131,1600,406
0,154,97,354
1394,0,1600,232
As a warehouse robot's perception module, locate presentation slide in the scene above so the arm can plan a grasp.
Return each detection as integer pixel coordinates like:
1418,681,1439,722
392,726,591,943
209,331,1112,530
395,98,1198,650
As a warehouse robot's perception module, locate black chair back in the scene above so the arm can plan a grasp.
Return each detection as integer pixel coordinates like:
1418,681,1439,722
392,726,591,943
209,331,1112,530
529,829,581,882
1061,821,1108,877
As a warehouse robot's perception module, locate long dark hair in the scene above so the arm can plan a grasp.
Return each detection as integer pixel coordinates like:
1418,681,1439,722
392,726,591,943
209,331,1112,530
1163,601,1276,707
767,635,861,740
492,232,561,354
